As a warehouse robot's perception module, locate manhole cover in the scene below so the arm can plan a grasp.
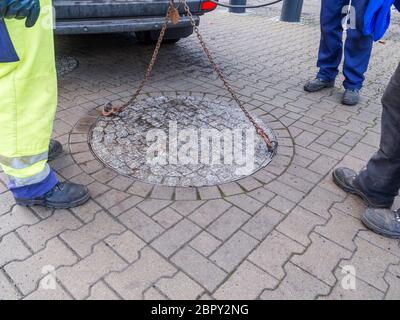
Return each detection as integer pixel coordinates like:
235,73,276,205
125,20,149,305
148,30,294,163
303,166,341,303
89,95,277,187
56,56,78,77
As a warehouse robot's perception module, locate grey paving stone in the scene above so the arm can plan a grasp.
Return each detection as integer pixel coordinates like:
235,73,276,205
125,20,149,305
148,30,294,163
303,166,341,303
87,281,120,300
0,206,39,237
339,237,399,292
137,199,172,216
214,261,278,300
152,219,201,257
249,230,304,280
155,271,204,300
190,231,222,257
189,199,232,227
17,212,82,252
292,233,353,286
172,246,227,292
57,242,127,299
108,195,144,217
277,206,326,246
119,208,164,242
169,200,205,216
0,232,31,267
5,238,78,295
61,211,125,257
152,207,183,229
105,230,146,263
242,206,284,240
210,231,259,273
105,247,176,299
260,262,330,300
225,194,264,215
0,270,21,300
208,207,250,241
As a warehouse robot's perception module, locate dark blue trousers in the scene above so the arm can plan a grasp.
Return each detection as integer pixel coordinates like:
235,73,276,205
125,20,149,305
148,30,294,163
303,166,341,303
317,0,374,90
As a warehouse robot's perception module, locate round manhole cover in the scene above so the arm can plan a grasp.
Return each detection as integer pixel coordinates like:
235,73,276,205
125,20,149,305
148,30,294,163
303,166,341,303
56,56,79,77
89,95,277,187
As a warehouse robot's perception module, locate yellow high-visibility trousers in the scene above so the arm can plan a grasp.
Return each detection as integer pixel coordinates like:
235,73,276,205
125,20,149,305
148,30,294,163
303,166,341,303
0,0,58,196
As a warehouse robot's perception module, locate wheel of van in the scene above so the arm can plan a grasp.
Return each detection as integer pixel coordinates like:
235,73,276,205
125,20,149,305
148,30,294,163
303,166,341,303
135,31,181,44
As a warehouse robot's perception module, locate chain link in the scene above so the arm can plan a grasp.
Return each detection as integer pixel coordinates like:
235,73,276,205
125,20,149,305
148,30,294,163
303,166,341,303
103,0,277,152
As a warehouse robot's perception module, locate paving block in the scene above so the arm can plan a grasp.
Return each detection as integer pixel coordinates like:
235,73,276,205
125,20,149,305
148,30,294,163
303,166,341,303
152,207,183,229
225,194,264,215
0,232,31,267
57,242,127,299
292,233,352,286
172,246,227,292
189,199,232,227
151,219,201,257
210,231,258,273
105,247,176,299
0,206,39,237
242,206,284,240
208,207,250,241
119,207,164,242
17,212,82,252
190,231,222,257
5,238,78,295
339,237,399,292
61,211,125,257
0,270,21,300
155,271,204,300
314,208,364,251
249,230,304,280
87,281,120,300
260,262,330,300
137,199,172,216
276,206,325,246
214,261,278,300
105,230,146,263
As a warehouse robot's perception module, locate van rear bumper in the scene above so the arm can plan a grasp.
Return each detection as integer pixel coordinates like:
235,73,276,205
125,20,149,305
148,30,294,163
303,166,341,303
55,15,200,35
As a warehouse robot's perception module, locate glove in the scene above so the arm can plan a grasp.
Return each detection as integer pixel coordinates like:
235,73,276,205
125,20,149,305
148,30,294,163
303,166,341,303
4,0,40,28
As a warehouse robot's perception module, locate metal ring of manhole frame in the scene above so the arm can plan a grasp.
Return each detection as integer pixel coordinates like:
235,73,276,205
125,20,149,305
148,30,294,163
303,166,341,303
87,92,280,188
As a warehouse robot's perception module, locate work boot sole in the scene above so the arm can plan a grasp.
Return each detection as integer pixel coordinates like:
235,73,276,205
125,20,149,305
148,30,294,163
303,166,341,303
304,82,334,93
341,99,359,106
48,142,63,162
16,191,90,209
332,170,391,209
361,214,400,239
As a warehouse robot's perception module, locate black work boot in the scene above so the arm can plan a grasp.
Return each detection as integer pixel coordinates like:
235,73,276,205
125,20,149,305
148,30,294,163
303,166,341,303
362,208,400,239
48,139,63,161
15,182,90,209
342,89,360,106
332,167,393,209
304,78,335,92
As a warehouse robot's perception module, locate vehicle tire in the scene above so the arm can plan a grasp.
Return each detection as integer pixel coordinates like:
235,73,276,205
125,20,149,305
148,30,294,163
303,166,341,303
135,31,181,44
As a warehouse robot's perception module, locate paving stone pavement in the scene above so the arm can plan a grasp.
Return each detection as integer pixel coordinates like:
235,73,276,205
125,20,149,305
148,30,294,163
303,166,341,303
1,6,400,300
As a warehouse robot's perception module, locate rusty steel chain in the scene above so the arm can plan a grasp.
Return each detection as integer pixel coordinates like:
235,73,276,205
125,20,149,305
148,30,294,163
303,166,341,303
103,0,277,152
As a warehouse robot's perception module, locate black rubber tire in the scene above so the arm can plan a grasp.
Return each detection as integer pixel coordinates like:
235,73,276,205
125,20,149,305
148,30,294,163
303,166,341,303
135,31,181,44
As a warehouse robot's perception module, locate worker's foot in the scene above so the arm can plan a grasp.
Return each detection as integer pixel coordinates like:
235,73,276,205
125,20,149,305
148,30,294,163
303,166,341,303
15,182,90,209
304,78,335,92
332,168,392,209
48,139,63,161
361,208,400,239
342,89,360,106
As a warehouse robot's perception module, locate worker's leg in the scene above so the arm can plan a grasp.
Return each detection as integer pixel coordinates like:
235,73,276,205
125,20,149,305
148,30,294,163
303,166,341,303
342,0,374,90
316,0,345,82
355,63,400,204
0,0,58,198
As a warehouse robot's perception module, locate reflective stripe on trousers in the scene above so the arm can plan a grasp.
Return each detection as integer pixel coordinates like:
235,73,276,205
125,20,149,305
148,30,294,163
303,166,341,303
0,0,57,187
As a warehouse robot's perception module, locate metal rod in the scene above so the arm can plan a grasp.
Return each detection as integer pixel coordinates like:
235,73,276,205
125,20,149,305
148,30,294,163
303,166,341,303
280,0,304,23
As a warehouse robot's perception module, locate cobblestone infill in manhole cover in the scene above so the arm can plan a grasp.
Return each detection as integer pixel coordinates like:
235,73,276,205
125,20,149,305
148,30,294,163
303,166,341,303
56,56,79,77
89,95,277,187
